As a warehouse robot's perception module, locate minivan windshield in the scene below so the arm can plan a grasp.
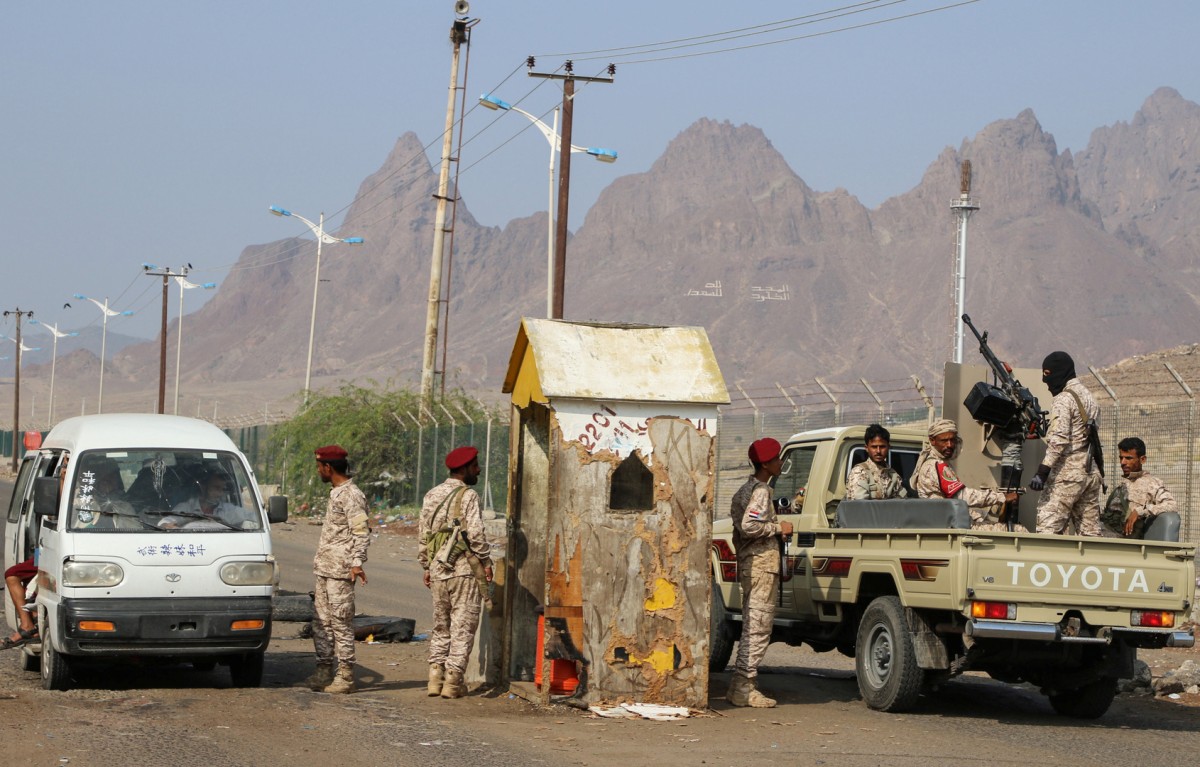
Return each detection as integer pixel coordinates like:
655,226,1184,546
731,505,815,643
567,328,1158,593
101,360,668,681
69,449,262,532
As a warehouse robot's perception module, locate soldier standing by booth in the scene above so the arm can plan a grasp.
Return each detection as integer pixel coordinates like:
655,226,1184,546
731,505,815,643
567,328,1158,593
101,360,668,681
303,445,370,694
419,446,493,699
727,437,793,708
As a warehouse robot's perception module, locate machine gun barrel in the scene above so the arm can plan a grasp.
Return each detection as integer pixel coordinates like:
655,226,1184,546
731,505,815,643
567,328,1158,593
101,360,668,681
961,314,1048,439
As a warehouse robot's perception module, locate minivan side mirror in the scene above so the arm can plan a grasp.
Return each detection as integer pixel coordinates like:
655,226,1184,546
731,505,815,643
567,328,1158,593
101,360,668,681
33,476,61,518
267,495,288,524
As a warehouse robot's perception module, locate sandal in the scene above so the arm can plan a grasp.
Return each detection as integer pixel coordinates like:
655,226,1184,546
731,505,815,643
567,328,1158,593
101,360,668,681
1,627,38,649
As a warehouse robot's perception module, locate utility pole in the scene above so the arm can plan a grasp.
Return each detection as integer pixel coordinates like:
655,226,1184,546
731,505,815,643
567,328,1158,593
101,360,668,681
421,8,479,409
142,265,189,414
527,59,615,319
4,307,34,472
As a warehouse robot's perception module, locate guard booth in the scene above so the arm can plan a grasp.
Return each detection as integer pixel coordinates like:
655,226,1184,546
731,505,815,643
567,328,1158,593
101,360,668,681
500,319,728,707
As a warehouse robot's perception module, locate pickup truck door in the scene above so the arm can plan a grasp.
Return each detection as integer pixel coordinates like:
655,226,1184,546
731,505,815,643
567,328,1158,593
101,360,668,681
774,445,819,618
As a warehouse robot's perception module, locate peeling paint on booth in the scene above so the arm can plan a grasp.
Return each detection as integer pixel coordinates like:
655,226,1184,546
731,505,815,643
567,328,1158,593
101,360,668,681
644,578,677,612
553,399,714,460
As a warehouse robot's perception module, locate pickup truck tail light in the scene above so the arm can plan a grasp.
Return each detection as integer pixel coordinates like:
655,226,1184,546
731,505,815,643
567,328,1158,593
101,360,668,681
813,557,852,577
1131,610,1175,628
711,540,738,582
901,559,949,581
971,601,1016,620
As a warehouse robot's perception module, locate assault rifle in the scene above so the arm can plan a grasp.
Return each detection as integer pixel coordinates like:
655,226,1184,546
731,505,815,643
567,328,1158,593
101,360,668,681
961,314,1049,439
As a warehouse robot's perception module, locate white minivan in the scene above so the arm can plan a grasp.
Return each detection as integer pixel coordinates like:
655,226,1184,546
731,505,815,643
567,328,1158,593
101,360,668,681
3,414,287,690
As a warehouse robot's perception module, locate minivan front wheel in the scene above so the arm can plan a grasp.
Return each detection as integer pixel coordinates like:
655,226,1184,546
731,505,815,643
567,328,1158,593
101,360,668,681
41,625,73,691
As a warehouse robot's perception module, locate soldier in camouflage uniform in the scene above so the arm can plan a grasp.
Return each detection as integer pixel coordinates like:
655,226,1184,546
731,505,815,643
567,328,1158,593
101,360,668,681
846,424,907,500
1101,437,1178,538
1030,352,1102,536
727,437,793,708
914,419,1021,532
302,445,370,694
419,446,493,699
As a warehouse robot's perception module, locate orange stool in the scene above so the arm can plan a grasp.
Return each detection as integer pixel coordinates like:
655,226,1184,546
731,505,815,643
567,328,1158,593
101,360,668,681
535,614,579,694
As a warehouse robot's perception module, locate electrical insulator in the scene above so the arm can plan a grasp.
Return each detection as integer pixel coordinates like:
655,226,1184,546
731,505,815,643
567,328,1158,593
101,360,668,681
607,63,616,77
564,60,573,73
526,55,535,69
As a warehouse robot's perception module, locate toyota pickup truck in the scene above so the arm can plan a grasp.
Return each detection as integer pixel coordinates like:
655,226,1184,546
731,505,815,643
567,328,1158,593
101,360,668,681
710,423,1196,717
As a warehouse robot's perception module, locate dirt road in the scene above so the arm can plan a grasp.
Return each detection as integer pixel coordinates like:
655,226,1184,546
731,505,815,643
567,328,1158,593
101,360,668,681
3,508,1200,766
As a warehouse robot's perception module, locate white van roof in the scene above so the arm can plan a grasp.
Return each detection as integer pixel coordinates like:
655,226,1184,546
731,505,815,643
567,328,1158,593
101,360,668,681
43,414,240,454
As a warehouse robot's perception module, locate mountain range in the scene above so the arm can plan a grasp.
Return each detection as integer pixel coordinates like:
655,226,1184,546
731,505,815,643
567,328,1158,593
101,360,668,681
14,86,1200,419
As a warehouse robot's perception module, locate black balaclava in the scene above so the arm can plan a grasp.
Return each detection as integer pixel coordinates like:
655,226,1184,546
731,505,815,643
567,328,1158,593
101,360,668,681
1042,351,1075,396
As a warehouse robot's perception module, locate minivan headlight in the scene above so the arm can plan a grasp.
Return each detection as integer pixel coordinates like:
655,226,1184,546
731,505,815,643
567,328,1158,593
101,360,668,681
63,561,124,587
220,561,276,586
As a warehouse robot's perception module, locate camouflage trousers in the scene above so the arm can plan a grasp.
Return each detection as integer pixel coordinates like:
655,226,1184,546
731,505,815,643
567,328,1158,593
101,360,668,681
312,575,356,667
1037,471,1103,536
735,561,779,679
429,574,482,674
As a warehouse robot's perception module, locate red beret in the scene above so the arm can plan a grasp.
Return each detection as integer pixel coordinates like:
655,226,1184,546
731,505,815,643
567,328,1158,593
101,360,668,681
445,446,478,470
748,437,781,464
314,445,348,462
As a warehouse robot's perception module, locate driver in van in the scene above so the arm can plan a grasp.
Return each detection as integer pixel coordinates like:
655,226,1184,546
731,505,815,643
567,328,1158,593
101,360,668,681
73,456,138,530
159,469,256,530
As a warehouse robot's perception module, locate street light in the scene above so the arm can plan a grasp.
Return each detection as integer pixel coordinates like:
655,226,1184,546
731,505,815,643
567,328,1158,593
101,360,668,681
172,270,216,415
268,206,364,398
72,295,135,414
479,93,617,317
29,319,79,425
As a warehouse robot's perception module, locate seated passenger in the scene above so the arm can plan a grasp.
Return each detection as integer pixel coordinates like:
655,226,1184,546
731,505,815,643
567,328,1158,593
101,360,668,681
159,470,257,530
913,419,1026,532
846,423,908,500
72,457,138,530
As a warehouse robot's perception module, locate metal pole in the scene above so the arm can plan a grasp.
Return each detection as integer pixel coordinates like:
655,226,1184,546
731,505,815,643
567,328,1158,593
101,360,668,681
552,77,574,319
98,300,109,413
5,308,33,472
421,21,466,405
815,377,841,426
861,377,884,423
48,330,58,425
174,275,186,414
158,273,169,414
547,107,558,317
304,213,325,399
1164,362,1196,541
912,375,935,424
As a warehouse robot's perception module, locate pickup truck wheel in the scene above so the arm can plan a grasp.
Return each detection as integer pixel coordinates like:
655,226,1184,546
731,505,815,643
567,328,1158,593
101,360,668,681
709,585,737,672
20,647,40,673
855,596,922,712
1048,676,1118,719
40,625,73,692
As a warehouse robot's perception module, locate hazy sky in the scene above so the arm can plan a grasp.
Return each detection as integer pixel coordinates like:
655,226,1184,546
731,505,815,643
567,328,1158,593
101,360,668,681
3,1,1197,341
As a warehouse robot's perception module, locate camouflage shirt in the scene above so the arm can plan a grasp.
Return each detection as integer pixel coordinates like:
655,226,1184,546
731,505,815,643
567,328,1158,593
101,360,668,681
730,476,781,573
846,460,907,500
1102,471,1177,538
312,479,370,580
1043,379,1100,477
419,478,491,581
914,451,1005,526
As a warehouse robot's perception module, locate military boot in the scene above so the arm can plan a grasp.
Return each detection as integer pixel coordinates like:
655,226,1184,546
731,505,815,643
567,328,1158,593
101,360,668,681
440,668,466,699
744,678,777,708
427,663,445,697
726,673,752,706
300,662,335,691
323,666,357,694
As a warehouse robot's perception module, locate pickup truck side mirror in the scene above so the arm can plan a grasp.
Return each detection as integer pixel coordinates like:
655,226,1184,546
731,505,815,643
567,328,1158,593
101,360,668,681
267,495,289,524
33,476,61,519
